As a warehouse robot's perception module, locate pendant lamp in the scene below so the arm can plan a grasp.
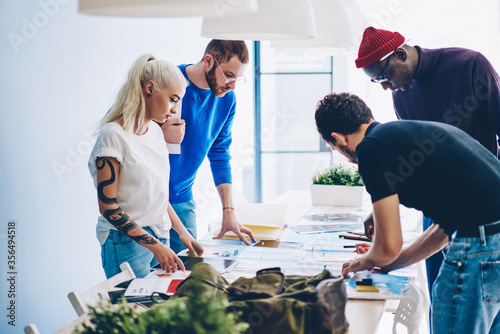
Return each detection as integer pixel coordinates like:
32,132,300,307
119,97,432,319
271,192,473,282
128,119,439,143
270,0,355,53
78,0,258,18
201,0,316,41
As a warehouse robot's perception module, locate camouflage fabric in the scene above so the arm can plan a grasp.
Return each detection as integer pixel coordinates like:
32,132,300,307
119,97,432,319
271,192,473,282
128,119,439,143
175,263,347,334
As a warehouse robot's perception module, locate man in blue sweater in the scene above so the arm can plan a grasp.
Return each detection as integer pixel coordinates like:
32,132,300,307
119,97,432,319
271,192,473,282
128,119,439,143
354,27,500,298
161,40,256,253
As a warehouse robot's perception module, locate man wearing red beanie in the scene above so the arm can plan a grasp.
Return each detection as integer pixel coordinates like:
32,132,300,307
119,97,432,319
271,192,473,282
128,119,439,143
355,26,500,157
355,26,500,306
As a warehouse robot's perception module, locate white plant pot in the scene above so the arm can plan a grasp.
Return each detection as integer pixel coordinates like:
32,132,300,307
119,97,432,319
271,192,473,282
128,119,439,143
310,184,364,207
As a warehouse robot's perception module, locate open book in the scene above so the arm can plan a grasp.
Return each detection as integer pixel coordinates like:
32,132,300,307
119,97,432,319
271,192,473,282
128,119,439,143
124,271,190,298
212,203,287,240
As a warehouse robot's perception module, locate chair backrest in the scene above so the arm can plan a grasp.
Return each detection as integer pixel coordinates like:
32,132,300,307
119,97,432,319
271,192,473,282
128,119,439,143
68,262,136,316
392,282,427,334
24,323,41,334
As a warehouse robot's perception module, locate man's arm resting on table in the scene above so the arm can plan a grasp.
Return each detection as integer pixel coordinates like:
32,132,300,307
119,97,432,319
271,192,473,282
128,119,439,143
379,223,449,272
213,183,256,245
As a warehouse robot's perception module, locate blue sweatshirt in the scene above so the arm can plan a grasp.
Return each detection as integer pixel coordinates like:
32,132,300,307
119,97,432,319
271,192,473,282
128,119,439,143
392,46,500,159
168,64,235,204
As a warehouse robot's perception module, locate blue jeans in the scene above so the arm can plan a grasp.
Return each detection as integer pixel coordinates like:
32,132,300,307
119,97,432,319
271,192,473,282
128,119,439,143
101,226,169,279
169,199,197,254
432,232,500,333
423,216,444,302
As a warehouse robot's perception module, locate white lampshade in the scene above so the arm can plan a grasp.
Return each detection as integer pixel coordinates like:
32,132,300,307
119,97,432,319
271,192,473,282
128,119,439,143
201,0,316,41
78,0,258,18
271,0,354,53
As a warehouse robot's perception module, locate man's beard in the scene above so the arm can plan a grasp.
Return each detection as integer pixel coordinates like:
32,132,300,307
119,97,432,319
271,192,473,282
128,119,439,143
339,144,357,164
205,65,224,96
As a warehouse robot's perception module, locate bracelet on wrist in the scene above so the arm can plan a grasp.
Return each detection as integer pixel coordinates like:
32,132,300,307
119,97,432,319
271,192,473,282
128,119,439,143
222,207,234,211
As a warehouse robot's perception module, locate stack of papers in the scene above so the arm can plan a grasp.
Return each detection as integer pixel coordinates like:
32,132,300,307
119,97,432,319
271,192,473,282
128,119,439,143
290,212,364,235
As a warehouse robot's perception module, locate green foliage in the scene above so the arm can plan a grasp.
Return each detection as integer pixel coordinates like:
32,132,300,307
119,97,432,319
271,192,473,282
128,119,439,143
312,164,364,187
75,290,249,334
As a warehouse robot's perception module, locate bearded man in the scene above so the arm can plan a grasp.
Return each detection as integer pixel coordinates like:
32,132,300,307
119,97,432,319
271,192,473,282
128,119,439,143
160,40,256,253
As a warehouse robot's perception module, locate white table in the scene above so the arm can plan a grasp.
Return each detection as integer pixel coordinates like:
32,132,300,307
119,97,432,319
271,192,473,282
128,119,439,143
196,190,424,333
271,190,387,334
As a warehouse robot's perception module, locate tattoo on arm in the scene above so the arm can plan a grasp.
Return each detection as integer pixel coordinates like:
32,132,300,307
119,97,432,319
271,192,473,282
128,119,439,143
103,207,158,246
96,157,118,205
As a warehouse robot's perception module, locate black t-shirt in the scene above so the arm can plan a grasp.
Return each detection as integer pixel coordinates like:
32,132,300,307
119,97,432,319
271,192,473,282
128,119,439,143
356,121,500,236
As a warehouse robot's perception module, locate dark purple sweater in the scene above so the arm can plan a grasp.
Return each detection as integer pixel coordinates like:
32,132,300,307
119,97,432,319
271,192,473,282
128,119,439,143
393,46,500,158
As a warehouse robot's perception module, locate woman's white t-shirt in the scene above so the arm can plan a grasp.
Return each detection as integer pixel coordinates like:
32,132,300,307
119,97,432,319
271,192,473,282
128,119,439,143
88,122,171,245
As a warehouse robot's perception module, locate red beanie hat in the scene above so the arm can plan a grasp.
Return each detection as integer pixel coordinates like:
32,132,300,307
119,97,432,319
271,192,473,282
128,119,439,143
355,27,406,69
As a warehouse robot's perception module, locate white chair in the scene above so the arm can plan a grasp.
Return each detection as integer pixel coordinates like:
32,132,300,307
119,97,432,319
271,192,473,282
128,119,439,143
24,323,40,334
68,262,136,316
392,283,427,334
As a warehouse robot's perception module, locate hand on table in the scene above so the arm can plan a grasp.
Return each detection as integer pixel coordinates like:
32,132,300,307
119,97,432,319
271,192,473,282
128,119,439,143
180,232,204,257
214,210,257,245
161,119,186,144
152,244,186,272
342,255,374,277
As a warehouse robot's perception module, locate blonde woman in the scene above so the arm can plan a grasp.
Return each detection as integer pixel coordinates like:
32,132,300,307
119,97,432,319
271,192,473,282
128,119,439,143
89,54,204,278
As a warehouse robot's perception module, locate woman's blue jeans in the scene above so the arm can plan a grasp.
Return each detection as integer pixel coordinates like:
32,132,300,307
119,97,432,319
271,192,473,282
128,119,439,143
101,226,169,279
432,232,500,333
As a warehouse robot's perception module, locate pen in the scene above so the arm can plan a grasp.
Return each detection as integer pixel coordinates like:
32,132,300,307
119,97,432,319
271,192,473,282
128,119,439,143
339,234,371,242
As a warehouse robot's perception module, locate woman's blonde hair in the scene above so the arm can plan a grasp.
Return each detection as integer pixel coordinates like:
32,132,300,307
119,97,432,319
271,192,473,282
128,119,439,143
101,54,187,133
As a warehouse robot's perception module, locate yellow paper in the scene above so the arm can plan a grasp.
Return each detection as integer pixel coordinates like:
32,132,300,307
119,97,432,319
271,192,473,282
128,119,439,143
213,203,287,241
221,224,282,240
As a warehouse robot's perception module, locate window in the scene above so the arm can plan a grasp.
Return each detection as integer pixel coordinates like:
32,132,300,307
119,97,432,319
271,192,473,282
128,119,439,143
253,42,349,202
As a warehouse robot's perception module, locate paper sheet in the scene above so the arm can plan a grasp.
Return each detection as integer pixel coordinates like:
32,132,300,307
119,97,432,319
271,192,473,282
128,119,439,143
213,203,288,240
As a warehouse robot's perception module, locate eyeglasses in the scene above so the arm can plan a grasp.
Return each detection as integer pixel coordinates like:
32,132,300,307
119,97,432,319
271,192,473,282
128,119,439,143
370,53,393,83
213,56,246,85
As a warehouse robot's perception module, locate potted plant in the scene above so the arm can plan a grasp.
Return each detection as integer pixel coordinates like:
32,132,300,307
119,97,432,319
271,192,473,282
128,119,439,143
311,164,364,206
75,289,249,334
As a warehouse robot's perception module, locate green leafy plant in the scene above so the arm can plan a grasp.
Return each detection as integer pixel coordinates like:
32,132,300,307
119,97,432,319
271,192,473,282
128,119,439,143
312,164,364,187
75,289,249,334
